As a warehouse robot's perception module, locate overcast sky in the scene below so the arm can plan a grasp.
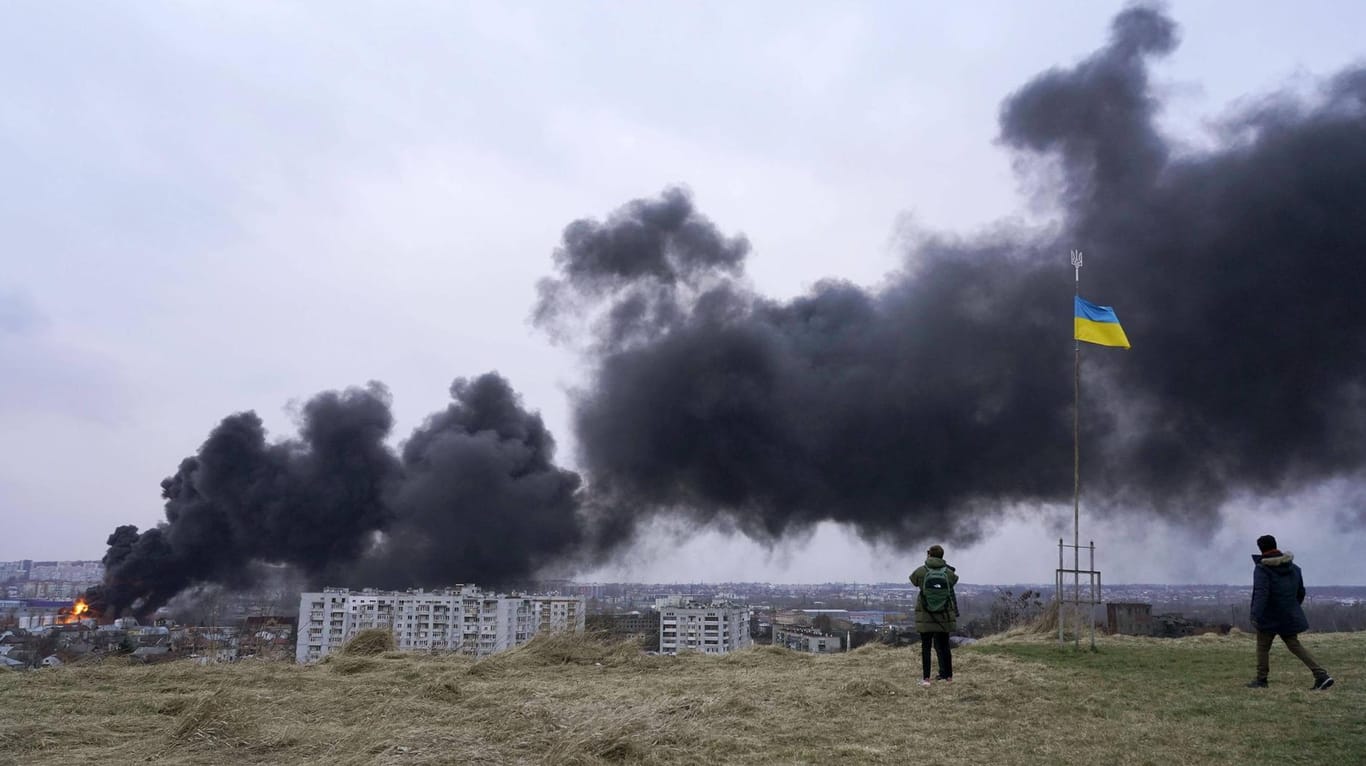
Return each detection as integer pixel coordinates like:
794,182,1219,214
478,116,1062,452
4,2,1365,585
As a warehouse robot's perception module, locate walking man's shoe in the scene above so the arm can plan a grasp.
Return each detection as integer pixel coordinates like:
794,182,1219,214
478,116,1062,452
1246,679,1268,688
1311,675,1335,691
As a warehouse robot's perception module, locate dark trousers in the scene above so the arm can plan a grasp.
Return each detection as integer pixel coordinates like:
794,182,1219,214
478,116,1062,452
920,631,952,679
1255,631,1325,681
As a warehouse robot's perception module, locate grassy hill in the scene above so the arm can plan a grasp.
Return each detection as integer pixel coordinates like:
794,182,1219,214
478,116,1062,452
1,630,1360,765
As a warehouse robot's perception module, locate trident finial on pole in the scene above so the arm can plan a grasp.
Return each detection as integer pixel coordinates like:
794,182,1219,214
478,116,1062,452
1071,249,1083,283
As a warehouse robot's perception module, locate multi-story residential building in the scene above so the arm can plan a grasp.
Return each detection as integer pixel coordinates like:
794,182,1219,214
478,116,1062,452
0,561,32,582
536,596,583,634
1,560,104,601
294,587,585,663
773,623,844,653
26,561,104,582
659,601,752,655
17,580,89,600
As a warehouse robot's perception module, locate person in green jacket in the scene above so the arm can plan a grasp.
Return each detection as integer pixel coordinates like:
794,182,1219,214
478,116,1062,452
909,544,959,686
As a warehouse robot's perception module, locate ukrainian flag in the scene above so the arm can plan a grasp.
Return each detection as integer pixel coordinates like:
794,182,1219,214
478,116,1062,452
1074,296,1130,349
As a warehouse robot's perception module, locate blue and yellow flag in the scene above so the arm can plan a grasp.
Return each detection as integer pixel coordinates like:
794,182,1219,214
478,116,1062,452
1074,296,1130,349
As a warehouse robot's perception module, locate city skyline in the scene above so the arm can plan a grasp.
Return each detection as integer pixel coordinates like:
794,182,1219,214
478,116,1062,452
6,556,1366,590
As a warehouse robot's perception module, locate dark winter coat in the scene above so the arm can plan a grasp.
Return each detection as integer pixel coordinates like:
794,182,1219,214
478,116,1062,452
1250,551,1309,635
909,556,960,633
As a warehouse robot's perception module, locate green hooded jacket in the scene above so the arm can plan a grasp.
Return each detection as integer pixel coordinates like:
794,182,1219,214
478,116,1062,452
909,556,960,633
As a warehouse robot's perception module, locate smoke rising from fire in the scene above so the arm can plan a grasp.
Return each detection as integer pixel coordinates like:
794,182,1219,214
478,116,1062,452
89,375,582,618
90,5,1366,615
536,5,1366,550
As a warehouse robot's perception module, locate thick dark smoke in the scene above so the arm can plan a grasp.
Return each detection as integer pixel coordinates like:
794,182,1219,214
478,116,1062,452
1001,5,1366,509
90,374,582,618
534,186,751,352
537,5,1366,551
93,5,1366,615
344,374,582,589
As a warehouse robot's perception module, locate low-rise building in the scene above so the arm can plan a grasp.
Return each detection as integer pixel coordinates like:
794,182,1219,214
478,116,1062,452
1106,602,1153,636
15,600,72,630
239,616,296,660
773,622,844,653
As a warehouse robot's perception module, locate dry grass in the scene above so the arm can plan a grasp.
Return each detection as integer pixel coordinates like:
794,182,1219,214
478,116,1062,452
341,628,397,656
0,630,1360,765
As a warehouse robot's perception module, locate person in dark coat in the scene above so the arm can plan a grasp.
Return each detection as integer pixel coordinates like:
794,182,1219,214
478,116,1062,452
909,544,959,686
1247,535,1334,690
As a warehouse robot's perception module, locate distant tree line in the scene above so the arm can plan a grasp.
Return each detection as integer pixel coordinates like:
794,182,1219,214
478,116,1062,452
1183,600,1366,634
956,590,1366,638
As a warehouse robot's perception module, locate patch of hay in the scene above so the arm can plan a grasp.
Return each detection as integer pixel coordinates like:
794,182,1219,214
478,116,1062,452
501,631,642,667
341,628,396,656
418,675,462,703
848,643,896,657
155,695,196,716
718,644,811,667
165,691,255,749
542,701,689,765
840,677,905,697
327,655,380,675
704,693,759,716
1027,600,1060,634
977,606,1071,644
464,654,510,678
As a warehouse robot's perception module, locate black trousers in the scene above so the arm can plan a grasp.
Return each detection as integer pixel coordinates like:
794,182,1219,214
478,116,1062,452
921,631,952,679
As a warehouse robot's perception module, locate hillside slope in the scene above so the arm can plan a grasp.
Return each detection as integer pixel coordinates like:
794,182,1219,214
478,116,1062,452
1,630,1360,765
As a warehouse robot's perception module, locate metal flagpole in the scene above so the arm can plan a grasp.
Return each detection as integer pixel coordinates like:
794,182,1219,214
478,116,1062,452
1070,249,1083,649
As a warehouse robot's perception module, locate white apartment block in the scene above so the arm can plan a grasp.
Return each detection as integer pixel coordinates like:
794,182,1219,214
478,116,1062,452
659,601,753,655
26,560,104,582
295,587,584,663
537,597,580,634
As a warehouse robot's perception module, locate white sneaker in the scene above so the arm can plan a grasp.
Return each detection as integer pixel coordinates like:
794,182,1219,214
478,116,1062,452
920,679,932,687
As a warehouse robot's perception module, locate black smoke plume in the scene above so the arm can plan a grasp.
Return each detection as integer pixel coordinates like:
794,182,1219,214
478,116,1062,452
536,5,1366,551
344,374,582,589
88,374,582,618
91,4,1366,616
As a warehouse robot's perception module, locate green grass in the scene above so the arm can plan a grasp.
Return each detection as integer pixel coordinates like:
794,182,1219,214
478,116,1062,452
974,630,1363,765
0,630,1360,765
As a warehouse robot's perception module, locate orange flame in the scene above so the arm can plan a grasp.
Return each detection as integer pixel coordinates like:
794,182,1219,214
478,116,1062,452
60,598,91,624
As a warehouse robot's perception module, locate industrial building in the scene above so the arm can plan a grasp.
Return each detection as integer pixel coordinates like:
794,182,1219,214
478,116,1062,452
294,586,584,663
